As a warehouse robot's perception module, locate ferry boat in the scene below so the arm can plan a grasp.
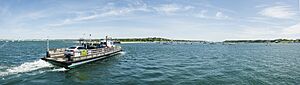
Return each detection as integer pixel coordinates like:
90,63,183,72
41,36,122,69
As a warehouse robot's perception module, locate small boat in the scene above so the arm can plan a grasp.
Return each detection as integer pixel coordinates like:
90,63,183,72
41,36,122,69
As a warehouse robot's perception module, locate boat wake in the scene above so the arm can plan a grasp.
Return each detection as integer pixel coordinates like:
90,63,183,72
0,59,66,77
50,68,68,72
119,51,126,55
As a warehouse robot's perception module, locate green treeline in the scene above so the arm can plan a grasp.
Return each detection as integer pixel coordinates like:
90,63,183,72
21,37,204,42
6,38,300,43
224,39,300,43
113,37,172,42
112,37,206,42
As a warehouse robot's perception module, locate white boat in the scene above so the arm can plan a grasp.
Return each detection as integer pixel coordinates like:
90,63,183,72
41,36,122,69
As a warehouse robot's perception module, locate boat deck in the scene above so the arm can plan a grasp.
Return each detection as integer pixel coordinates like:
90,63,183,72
43,46,122,63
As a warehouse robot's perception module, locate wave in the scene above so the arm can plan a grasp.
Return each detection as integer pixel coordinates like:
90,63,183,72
0,59,54,77
0,42,8,48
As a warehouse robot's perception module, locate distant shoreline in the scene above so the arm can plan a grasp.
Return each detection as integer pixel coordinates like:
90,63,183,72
120,42,152,44
1,38,300,43
224,39,300,43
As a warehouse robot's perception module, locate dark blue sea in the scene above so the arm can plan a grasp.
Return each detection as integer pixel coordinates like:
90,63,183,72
1,41,300,85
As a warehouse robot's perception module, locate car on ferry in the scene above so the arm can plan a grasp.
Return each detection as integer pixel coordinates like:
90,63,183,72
64,46,86,56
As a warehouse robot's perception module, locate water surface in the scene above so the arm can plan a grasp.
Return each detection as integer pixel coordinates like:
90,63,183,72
0,41,300,84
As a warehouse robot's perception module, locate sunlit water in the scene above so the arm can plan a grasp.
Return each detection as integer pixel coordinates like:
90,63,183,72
0,41,300,84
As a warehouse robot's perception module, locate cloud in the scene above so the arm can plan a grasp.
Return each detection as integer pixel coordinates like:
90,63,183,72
244,17,279,25
241,27,276,36
48,13,99,26
18,11,47,20
233,25,280,39
282,23,300,34
195,11,230,20
259,5,297,19
49,6,148,26
154,4,181,14
215,11,229,19
153,4,194,15
195,10,208,18
50,3,197,26
184,6,194,10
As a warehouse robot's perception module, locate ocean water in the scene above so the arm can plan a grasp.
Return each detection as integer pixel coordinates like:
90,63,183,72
0,41,300,85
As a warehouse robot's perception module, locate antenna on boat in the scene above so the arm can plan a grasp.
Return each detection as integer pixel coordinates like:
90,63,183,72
89,34,92,45
47,36,49,51
89,34,92,41
46,36,50,57
83,33,88,48
106,36,108,47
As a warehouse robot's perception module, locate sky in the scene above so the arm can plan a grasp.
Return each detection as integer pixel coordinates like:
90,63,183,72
0,0,299,41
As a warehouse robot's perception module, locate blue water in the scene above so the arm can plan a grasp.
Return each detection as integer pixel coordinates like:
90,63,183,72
1,41,300,85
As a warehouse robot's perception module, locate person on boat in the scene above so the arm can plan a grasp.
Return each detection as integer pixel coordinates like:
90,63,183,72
81,49,87,56
46,51,50,57
66,53,72,61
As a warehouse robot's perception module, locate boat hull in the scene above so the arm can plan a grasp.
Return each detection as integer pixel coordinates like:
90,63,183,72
41,50,122,69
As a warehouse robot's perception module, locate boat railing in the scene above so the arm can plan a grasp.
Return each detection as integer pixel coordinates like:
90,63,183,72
46,46,121,62
47,48,66,58
71,46,121,61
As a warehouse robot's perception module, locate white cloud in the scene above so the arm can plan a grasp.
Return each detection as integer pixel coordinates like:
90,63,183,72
195,11,230,20
245,17,278,25
241,27,276,36
153,4,194,15
154,4,181,14
184,6,194,10
233,25,280,40
215,11,229,19
49,7,147,26
195,10,207,18
259,5,297,19
101,8,133,16
18,11,47,20
282,23,300,34
50,3,197,26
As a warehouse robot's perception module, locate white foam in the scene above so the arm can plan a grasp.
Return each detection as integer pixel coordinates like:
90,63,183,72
0,59,53,77
119,51,126,55
51,68,68,72
0,65,8,69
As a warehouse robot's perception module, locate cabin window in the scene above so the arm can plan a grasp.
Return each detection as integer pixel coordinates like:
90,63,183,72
77,47,85,49
69,47,76,49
